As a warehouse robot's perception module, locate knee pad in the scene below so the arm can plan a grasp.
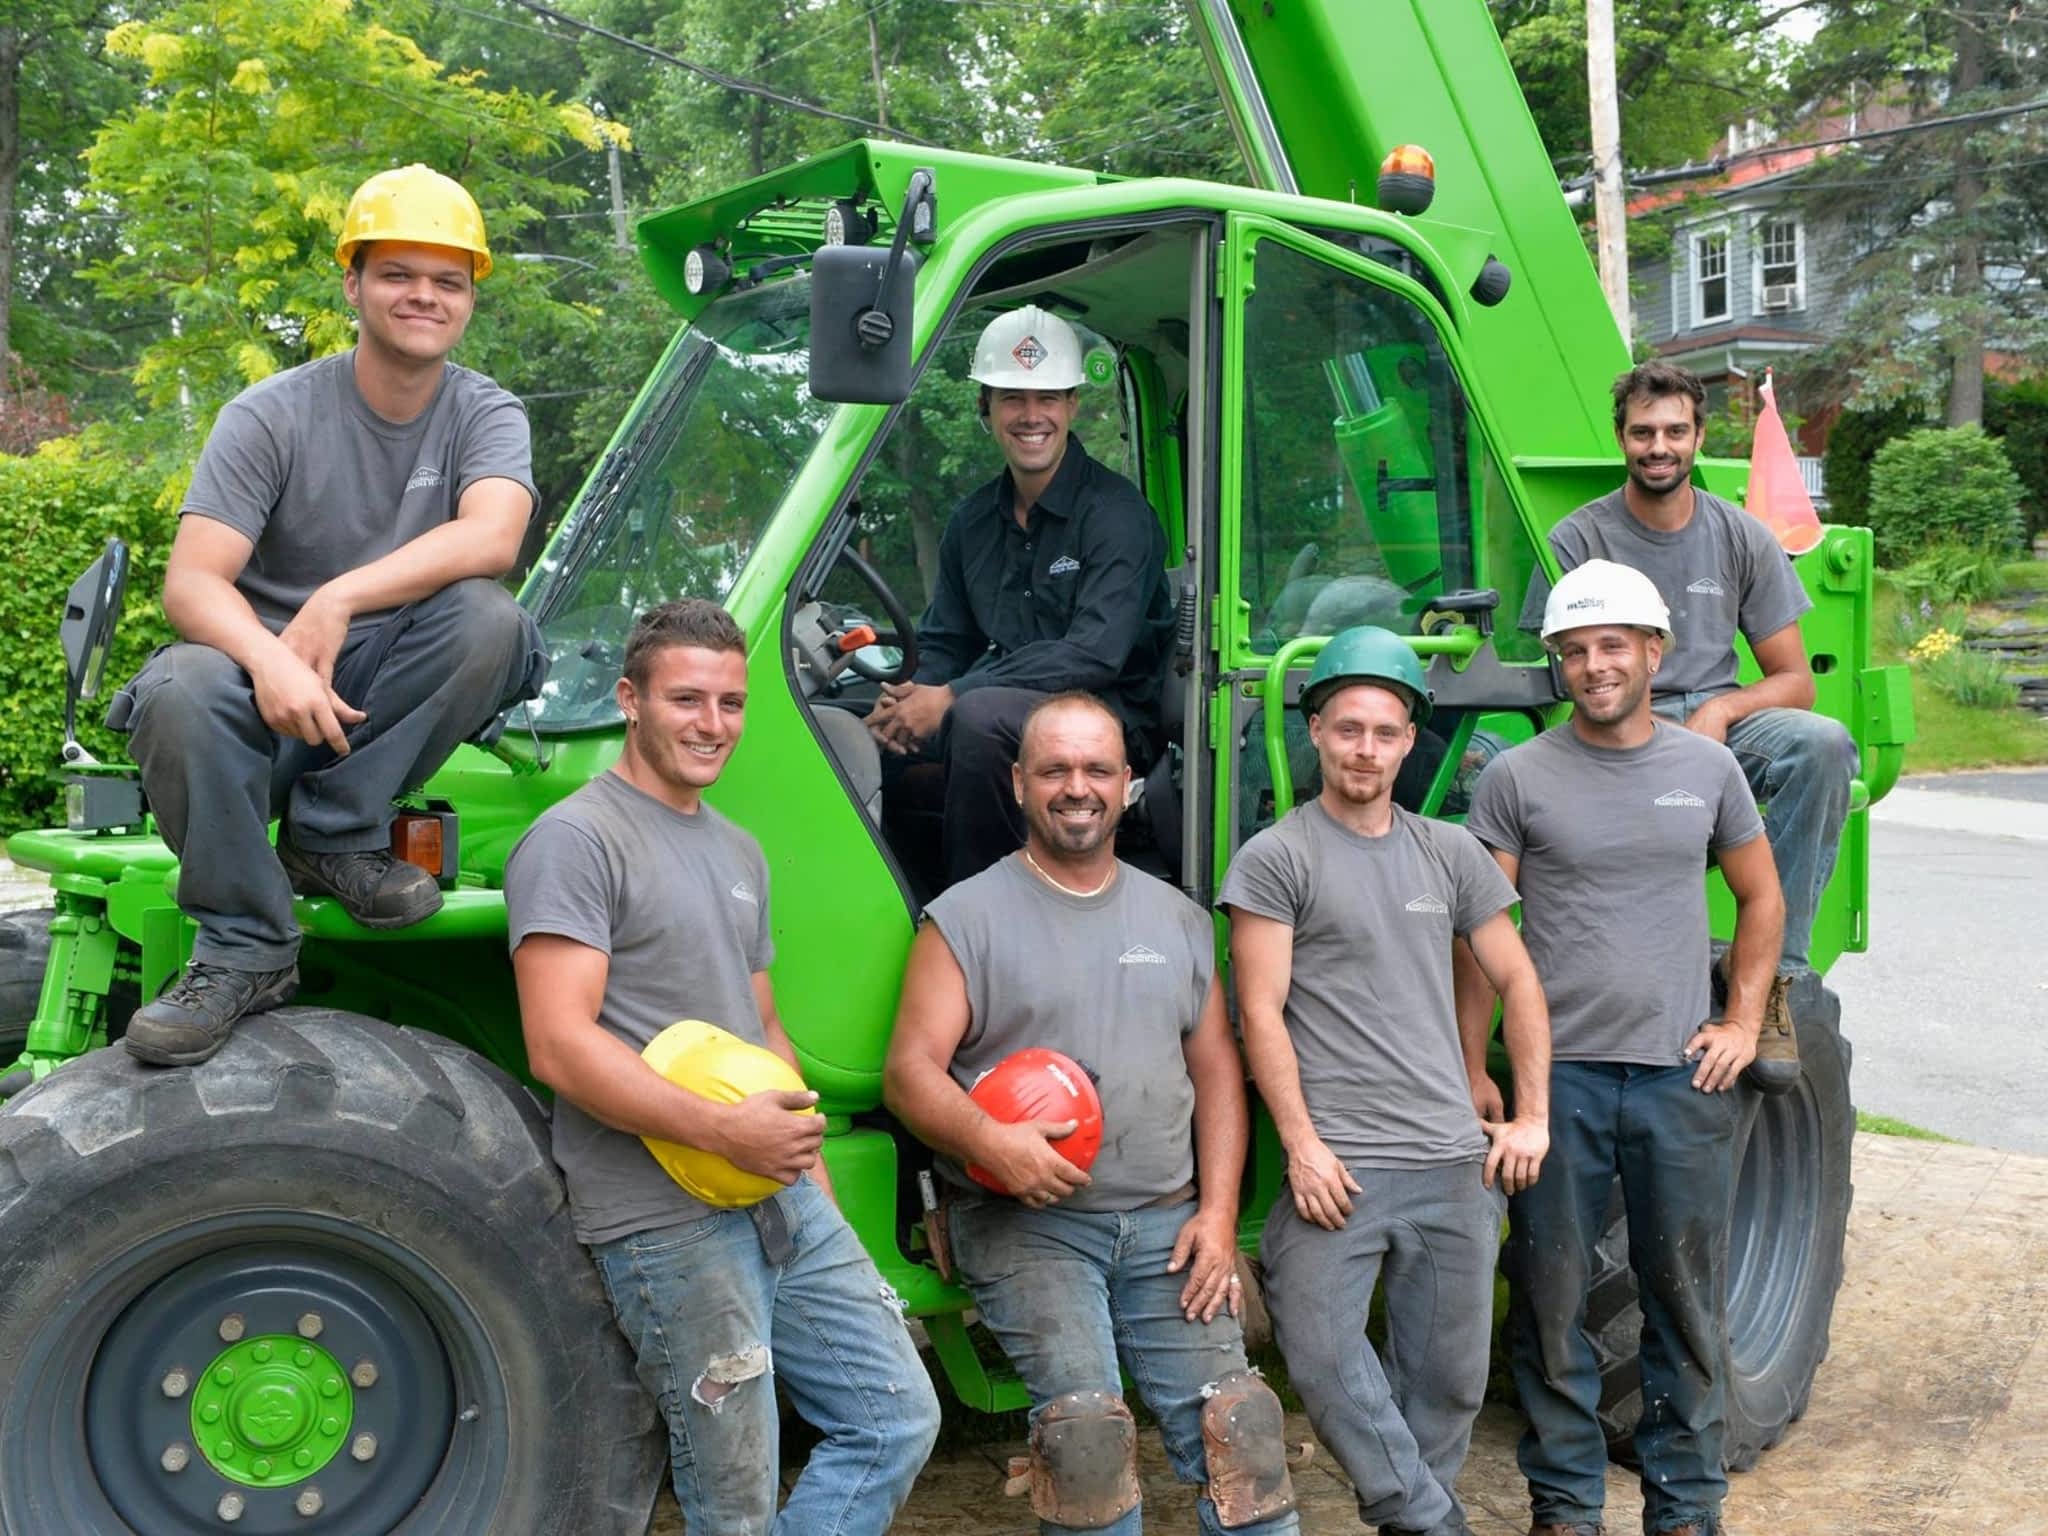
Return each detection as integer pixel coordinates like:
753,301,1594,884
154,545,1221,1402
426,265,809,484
1200,1370,1297,1528
1025,1388,1140,1530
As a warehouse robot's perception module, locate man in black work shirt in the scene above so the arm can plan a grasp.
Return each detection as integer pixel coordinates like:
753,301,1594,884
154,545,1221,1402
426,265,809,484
867,305,1173,885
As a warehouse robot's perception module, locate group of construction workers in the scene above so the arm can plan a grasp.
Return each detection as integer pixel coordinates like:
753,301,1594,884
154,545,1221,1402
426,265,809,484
110,163,1854,1536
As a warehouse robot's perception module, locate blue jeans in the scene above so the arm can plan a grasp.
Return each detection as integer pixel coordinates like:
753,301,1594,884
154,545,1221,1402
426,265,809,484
1505,1062,1741,1533
951,1198,1302,1536
591,1177,940,1536
1261,1163,1503,1536
1654,695,1855,973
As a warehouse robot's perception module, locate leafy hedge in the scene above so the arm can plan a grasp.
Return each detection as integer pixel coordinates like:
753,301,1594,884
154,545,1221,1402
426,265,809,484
1821,400,1924,527
1985,379,2048,541
1866,425,2024,565
0,445,177,833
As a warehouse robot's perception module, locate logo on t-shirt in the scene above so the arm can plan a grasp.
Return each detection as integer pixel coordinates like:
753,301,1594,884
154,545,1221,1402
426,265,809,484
1686,576,1727,597
1404,893,1449,915
406,464,446,492
1048,554,1081,576
1654,789,1707,808
729,880,758,904
1118,943,1167,966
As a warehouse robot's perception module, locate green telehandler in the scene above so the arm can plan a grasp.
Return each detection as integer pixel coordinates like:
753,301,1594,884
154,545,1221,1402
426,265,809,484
0,1,1911,1530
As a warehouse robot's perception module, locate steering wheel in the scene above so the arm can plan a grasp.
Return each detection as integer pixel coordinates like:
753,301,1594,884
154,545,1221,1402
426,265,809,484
833,544,921,684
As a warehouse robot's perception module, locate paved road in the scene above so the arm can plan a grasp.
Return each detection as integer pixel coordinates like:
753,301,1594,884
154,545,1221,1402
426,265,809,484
1833,776,2048,1154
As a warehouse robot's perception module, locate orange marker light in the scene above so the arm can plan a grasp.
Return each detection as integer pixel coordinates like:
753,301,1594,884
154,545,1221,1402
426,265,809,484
1378,144,1436,215
391,814,445,878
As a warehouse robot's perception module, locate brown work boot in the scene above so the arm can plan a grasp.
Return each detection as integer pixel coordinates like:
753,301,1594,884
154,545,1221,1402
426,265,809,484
278,836,443,930
1741,972,1800,1095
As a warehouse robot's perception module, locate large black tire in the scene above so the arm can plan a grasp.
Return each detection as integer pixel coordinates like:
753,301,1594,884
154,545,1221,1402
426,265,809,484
0,1007,663,1535
0,907,55,1059
1588,975,1854,1470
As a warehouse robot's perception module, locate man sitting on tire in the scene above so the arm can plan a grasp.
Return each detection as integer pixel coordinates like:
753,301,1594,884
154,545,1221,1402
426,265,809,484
111,164,546,1067
504,598,940,1535
885,692,1300,1536
1531,361,1856,1092
1465,560,1785,1536
1221,625,1551,1536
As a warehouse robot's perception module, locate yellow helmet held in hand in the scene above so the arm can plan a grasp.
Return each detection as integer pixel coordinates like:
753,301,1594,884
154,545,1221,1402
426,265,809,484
639,1020,816,1207
335,164,493,280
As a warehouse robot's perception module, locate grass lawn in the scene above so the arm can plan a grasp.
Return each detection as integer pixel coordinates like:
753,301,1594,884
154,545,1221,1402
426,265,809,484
1871,562,2048,775
1856,1111,1960,1142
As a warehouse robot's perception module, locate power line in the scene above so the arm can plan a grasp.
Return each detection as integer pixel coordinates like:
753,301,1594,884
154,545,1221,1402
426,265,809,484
499,0,937,145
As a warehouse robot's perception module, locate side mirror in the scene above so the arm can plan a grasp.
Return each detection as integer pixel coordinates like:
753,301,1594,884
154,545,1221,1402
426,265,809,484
808,167,935,407
809,242,918,405
60,538,130,764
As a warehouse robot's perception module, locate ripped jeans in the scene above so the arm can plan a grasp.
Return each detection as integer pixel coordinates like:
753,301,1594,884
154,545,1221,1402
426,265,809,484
591,1176,940,1536
951,1197,1302,1536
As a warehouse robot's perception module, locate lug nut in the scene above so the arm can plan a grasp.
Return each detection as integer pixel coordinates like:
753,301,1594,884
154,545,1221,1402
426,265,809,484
161,1369,190,1399
350,1359,378,1388
217,1491,245,1522
218,1314,246,1343
350,1432,377,1462
295,1488,324,1517
296,1313,324,1339
161,1442,190,1473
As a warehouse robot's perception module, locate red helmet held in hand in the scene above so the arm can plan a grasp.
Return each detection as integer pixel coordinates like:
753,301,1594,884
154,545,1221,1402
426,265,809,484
965,1048,1104,1195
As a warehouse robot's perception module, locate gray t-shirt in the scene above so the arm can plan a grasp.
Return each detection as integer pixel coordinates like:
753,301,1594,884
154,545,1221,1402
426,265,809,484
1531,488,1811,699
1218,800,1516,1169
504,771,775,1246
183,350,537,636
1463,722,1764,1064
925,857,1214,1212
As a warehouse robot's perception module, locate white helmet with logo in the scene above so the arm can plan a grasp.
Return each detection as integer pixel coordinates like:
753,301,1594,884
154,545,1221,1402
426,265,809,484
1540,558,1673,648
969,305,1085,391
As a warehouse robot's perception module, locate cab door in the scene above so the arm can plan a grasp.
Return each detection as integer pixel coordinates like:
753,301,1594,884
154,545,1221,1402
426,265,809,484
1210,215,1559,893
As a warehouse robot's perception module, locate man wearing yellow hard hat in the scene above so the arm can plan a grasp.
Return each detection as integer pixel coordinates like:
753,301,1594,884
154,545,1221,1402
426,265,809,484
113,164,545,1067
503,598,938,1534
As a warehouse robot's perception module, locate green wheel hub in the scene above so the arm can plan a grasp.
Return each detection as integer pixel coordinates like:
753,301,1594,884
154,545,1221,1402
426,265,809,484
189,1334,353,1488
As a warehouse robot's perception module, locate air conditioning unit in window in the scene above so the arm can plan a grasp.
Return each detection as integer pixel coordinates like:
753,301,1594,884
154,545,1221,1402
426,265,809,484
1762,282,1798,310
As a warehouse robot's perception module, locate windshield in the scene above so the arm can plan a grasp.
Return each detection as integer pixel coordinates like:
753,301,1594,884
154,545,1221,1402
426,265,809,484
519,275,831,731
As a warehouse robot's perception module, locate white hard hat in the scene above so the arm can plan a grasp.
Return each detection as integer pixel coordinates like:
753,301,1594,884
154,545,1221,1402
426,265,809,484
1540,558,1673,648
969,305,1084,391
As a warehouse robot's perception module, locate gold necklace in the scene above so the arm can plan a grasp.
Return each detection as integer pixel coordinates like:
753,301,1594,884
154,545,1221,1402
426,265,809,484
1021,848,1117,898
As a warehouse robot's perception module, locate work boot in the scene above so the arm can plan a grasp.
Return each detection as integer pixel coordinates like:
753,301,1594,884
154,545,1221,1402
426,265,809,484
124,962,299,1067
1741,972,1800,1096
278,837,443,930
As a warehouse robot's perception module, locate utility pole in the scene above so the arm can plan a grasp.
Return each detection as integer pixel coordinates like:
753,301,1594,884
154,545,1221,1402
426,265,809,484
1586,0,1631,339
607,141,629,253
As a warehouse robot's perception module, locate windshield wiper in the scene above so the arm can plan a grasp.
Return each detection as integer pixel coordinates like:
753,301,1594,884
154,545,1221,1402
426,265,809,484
535,339,718,623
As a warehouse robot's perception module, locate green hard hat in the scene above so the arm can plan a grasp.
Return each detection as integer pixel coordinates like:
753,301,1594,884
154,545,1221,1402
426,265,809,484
1300,625,1433,725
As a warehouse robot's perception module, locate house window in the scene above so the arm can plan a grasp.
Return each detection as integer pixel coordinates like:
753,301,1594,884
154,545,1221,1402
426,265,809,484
1755,215,1803,312
1692,229,1729,325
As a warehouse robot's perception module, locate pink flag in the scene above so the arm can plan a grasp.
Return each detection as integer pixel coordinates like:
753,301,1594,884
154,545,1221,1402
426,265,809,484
1745,369,1824,555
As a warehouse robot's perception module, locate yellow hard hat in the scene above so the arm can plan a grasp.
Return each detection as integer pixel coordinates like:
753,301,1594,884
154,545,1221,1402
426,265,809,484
639,1020,817,1207
335,164,493,280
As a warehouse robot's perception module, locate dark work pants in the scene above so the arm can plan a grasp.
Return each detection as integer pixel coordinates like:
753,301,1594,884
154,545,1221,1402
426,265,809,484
110,579,541,971
1505,1061,1741,1534
936,685,1046,886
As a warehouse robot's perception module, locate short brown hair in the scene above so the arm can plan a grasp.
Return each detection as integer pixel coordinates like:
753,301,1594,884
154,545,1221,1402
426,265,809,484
1612,361,1706,432
623,599,746,689
1017,690,1126,767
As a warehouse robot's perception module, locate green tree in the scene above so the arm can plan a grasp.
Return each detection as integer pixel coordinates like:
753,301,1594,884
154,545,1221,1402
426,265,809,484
79,0,619,495
1492,0,1793,173
1784,1,2048,424
1,2,141,423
